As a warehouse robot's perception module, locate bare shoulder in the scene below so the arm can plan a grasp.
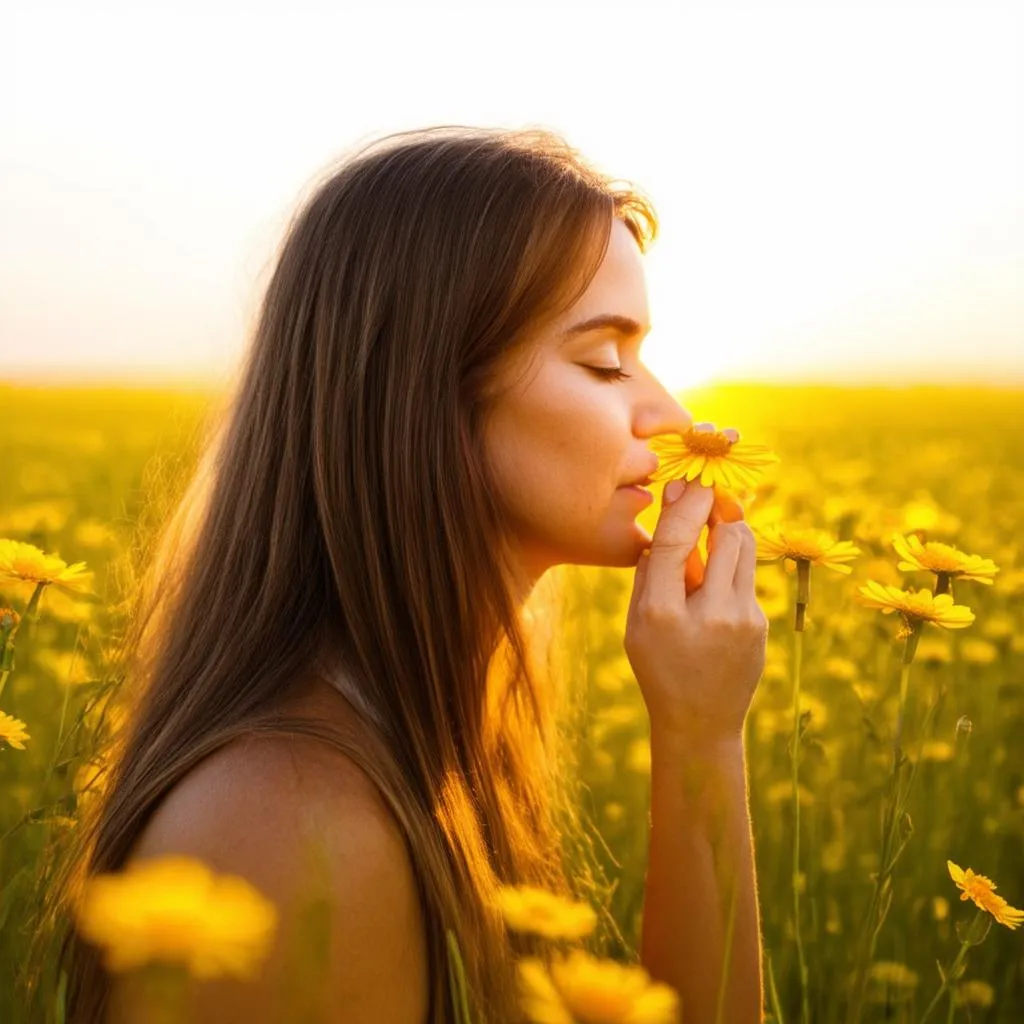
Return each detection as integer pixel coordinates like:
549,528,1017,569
107,730,430,1024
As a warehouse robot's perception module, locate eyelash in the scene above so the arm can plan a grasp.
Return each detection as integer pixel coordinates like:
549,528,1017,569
586,366,634,383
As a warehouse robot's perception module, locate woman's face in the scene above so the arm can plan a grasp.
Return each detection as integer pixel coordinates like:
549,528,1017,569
484,218,694,585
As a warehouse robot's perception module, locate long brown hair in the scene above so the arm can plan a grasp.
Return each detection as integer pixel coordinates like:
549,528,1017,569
42,125,659,1022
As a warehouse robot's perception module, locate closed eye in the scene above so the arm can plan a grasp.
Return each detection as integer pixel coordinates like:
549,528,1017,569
585,366,634,383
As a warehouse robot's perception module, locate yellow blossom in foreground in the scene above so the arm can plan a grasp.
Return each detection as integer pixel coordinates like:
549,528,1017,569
947,860,1024,930
494,885,598,941
0,539,94,597
74,855,278,976
753,524,861,575
649,425,779,492
0,711,31,750
856,582,975,631
518,949,679,1024
890,533,999,585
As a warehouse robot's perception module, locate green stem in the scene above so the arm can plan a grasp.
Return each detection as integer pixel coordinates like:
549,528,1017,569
919,926,976,1023
0,583,46,703
845,631,927,1023
791,560,810,1024
46,622,85,778
765,950,786,1024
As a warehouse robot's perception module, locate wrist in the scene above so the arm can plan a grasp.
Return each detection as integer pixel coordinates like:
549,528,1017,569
649,720,746,763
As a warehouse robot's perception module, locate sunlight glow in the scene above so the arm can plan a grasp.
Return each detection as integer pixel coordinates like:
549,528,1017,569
1,2,1021,387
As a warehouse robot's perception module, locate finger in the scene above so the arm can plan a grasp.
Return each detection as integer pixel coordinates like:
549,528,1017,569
684,543,705,594
703,521,743,595
628,550,652,620
647,480,716,601
732,525,758,596
709,488,745,526
689,487,745,594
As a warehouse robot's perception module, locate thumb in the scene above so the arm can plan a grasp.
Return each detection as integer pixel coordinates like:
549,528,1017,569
645,478,715,599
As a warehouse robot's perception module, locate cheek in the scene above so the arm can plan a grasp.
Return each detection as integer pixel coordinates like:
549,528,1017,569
483,361,632,517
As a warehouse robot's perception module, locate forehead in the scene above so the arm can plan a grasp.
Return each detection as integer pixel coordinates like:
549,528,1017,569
554,219,651,344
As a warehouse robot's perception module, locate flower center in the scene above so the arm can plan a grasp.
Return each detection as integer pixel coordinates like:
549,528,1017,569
683,427,733,457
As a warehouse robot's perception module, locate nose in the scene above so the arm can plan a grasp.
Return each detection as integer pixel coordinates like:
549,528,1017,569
635,374,694,439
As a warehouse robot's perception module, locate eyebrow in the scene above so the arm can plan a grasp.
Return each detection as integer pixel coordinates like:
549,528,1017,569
559,314,650,344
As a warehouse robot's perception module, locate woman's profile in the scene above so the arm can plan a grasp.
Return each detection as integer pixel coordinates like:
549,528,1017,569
49,125,768,1023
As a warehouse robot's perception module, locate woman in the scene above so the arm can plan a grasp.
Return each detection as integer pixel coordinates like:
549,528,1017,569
51,125,767,1022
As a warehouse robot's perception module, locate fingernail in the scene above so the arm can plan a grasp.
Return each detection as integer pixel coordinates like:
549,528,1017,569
664,478,686,504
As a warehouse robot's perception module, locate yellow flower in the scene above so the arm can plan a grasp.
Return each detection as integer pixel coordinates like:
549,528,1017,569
918,741,954,763
0,500,71,535
980,613,1014,642
518,949,680,1024
73,518,120,550
995,567,1024,598
890,534,999,585
603,803,625,824
915,635,953,666
649,425,779,493
0,711,31,750
766,780,814,807
823,657,858,682
947,860,1024,930
954,980,995,1008
625,737,651,775
753,524,861,574
74,855,278,976
494,885,598,941
0,539,94,597
867,961,918,988
960,639,998,665
856,582,975,631
754,567,789,620
899,499,961,535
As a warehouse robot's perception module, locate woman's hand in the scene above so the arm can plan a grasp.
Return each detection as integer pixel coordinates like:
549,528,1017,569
624,478,769,744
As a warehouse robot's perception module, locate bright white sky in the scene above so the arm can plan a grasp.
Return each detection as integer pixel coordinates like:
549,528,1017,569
2,0,1022,390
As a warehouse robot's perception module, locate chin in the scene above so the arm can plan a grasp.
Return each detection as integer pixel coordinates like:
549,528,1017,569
555,522,652,569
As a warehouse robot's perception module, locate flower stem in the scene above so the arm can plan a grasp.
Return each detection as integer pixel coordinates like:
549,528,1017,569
791,560,810,1024
0,583,46,703
919,917,979,1023
845,633,931,1023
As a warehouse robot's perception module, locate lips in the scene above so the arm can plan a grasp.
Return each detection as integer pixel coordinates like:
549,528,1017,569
627,476,654,488
622,456,660,488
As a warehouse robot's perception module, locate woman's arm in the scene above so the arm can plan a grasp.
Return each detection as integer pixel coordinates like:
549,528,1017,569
639,726,763,1024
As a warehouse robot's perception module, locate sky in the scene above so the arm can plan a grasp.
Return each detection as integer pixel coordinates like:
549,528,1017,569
2,0,1022,391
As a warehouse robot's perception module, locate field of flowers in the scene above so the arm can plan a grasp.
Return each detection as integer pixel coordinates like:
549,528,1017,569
1,381,1022,1022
